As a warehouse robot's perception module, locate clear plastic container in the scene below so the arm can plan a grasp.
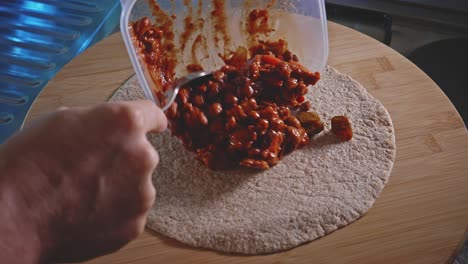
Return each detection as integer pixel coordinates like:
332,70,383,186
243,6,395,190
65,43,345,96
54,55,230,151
120,0,328,109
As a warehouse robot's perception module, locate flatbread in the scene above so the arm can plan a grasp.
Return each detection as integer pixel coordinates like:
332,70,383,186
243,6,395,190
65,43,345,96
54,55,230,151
110,66,396,254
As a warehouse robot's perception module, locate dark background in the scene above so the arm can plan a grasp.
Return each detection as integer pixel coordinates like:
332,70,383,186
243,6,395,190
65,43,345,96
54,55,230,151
326,0,468,127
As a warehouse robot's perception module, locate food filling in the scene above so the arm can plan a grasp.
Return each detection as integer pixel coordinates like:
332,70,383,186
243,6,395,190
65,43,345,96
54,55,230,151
166,41,324,170
131,13,353,171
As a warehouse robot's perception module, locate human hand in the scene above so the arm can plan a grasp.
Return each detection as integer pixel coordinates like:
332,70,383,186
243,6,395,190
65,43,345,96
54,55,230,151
0,100,167,263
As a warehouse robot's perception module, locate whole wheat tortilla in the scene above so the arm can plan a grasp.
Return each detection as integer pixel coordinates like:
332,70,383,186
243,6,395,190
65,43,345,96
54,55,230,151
110,66,396,254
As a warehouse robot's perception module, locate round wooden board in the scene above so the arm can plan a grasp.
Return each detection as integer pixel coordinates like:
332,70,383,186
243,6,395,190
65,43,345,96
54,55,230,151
26,22,468,264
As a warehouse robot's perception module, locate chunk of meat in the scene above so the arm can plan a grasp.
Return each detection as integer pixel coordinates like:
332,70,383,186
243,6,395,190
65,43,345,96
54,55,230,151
331,116,353,141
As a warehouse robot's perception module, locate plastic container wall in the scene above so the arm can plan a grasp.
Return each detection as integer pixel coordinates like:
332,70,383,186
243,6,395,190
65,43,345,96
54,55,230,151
120,0,328,107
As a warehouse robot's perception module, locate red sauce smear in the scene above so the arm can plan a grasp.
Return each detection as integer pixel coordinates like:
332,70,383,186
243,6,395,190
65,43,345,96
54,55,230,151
211,0,231,52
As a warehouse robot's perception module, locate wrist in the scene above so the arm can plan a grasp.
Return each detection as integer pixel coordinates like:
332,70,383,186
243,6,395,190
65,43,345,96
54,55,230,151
0,153,52,263
0,182,45,263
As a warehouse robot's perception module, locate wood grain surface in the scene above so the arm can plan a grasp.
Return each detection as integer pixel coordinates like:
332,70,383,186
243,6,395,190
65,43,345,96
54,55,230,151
25,22,468,264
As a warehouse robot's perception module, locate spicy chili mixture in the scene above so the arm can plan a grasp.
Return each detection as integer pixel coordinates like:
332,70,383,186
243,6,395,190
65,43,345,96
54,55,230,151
130,2,353,170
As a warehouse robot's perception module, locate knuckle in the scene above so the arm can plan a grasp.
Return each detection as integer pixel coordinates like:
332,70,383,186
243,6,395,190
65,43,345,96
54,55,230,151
110,104,146,132
132,217,147,238
140,183,156,211
132,142,159,174
119,144,157,212
49,107,75,124
56,106,70,112
123,218,145,242
151,148,160,167
127,143,158,211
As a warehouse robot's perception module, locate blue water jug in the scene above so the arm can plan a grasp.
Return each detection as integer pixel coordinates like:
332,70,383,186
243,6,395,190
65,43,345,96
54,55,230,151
0,0,121,143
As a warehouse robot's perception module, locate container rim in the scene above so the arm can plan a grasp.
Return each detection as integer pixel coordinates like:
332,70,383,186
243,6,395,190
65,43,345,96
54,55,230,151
317,0,329,72
120,0,158,105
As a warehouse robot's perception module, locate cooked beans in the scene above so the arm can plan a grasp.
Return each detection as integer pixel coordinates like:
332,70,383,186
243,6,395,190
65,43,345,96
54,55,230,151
299,101,312,112
209,102,223,117
166,40,324,170
131,16,336,170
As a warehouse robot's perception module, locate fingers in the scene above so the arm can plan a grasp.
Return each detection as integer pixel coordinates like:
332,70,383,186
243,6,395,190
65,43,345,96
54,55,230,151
117,138,158,213
128,140,158,212
133,100,168,133
19,101,163,263
52,101,167,137
114,100,168,134
56,101,161,212
89,100,168,137
88,100,161,212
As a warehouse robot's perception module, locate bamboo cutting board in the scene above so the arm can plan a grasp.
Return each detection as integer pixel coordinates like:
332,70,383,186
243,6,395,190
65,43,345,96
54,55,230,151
26,22,468,264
